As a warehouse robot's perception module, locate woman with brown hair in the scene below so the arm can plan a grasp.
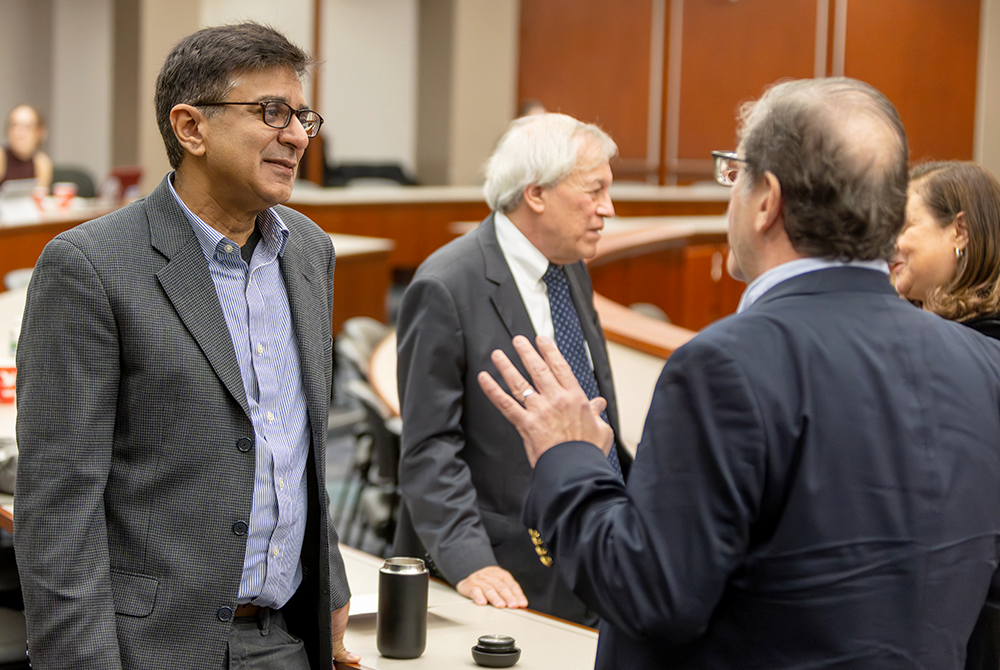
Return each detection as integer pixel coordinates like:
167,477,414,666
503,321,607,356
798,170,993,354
890,160,1000,668
891,160,1000,335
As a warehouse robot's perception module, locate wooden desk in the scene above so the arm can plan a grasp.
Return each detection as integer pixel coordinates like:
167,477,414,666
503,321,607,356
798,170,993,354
286,183,730,272
329,234,395,331
338,545,597,669
0,206,115,288
0,215,394,329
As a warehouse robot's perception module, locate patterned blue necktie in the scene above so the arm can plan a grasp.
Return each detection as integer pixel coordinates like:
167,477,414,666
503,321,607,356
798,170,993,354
542,263,623,479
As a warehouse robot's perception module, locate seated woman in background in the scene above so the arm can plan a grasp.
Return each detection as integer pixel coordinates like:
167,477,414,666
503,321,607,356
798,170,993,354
0,104,52,189
889,159,1000,670
891,161,1000,335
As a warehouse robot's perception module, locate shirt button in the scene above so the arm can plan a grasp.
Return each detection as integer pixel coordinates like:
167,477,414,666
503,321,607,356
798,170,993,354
273,546,280,557
223,244,234,253
267,412,274,423
256,343,264,354
279,478,284,490
217,606,234,622
232,520,248,536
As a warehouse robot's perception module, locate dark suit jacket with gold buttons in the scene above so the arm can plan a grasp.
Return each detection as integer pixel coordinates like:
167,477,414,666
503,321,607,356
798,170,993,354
394,214,632,626
14,177,349,670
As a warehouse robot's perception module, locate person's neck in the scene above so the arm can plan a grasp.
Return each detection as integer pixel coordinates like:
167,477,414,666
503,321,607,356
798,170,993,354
173,169,258,246
8,146,35,162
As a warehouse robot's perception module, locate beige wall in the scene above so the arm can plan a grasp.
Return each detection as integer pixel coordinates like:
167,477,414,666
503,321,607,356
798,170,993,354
976,0,1000,177
322,0,418,175
0,0,53,124
448,0,519,185
414,0,519,185
50,0,114,181
136,0,199,194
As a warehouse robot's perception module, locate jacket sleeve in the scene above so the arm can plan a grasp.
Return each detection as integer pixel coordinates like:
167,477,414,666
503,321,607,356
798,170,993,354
523,336,766,644
396,275,498,584
14,237,124,669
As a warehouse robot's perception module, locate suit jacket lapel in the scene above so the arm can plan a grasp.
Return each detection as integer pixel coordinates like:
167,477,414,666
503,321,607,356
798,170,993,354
480,215,537,341
148,178,250,417
280,236,327,441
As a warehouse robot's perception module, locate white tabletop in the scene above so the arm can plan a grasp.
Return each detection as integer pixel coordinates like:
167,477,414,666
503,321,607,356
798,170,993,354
288,182,731,207
340,545,598,669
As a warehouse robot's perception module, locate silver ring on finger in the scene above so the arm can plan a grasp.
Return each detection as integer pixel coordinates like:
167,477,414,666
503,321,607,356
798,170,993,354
520,387,535,401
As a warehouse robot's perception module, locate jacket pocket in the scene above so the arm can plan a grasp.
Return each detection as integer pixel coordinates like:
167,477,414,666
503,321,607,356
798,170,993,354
110,569,159,617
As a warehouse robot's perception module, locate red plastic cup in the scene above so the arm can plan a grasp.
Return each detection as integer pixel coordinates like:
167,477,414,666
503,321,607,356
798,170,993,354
52,182,77,209
0,367,15,404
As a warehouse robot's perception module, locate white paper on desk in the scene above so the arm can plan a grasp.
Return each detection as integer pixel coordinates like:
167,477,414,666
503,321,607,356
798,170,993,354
348,593,378,616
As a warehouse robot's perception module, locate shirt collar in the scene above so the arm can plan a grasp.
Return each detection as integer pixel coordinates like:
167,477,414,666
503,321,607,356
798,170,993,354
493,210,551,284
167,171,290,263
737,257,890,313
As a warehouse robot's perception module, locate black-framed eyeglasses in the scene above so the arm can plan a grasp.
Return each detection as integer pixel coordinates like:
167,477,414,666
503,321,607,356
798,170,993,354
192,100,324,138
711,150,748,187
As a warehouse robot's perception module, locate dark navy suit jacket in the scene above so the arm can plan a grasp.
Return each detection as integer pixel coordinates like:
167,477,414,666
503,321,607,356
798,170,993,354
525,267,1000,669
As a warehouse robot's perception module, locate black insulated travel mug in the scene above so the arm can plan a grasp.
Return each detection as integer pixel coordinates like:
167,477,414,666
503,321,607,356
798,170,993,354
376,556,428,658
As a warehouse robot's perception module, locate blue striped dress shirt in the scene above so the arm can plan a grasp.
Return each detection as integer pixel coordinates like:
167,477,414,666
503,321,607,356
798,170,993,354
168,176,311,609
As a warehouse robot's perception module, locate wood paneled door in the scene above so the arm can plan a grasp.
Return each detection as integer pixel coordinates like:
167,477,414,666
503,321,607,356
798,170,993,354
518,0,980,184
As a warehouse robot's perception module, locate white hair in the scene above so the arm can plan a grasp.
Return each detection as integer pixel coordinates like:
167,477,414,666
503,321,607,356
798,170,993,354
483,113,617,213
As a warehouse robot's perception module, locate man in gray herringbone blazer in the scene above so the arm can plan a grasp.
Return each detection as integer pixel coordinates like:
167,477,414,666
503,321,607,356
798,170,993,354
13,24,358,670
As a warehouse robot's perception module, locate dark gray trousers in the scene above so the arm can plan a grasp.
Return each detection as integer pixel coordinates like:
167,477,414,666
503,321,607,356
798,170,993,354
227,608,311,670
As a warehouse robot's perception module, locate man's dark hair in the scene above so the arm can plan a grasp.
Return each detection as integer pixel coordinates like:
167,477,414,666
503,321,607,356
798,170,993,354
154,22,313,169
737,77,909,261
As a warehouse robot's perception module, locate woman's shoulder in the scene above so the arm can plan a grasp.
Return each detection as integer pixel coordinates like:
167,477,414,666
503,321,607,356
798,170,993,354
962,313,1000,340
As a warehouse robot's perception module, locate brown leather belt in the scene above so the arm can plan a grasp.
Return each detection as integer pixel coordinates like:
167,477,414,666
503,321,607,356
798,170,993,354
234,603,262,618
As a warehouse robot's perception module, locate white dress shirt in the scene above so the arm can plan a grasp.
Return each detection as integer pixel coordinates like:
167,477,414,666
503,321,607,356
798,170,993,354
493,211,557,339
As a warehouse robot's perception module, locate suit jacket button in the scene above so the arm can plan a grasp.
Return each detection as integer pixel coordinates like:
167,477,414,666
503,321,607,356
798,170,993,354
217,606,233,622
237,437,253,453
232,521,248,536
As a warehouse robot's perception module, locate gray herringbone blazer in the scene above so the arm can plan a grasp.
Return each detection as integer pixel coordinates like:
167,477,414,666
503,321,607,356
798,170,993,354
14,177,349,670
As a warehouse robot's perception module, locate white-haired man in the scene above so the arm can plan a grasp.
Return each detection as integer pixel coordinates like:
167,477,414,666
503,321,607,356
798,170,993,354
393,113,632,625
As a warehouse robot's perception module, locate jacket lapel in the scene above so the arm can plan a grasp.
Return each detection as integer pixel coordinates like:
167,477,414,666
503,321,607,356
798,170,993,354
148,178,250,417
280,236,328,442
480,215,537,341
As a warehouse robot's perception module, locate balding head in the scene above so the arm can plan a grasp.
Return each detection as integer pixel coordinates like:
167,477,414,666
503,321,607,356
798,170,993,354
737,78,909,261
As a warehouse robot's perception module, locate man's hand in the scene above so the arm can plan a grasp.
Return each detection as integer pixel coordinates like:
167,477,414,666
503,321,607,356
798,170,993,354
477,335,614,466
331,602,361,666
456,565,529,609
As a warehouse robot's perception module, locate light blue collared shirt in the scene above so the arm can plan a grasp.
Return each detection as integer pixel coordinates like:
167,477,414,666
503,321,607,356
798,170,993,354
168,175,310,609
737,257,890,314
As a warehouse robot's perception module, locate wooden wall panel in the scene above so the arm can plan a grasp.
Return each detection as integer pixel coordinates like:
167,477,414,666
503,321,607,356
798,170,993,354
518,0,982,183
587,236,742,331
675,0,817,179
844,0,980,162
518,0,654,167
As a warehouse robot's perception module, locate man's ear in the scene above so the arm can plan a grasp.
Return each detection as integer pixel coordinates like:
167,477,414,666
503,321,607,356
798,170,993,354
755,171,784,236
169,104,207,158
523,184,546,214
